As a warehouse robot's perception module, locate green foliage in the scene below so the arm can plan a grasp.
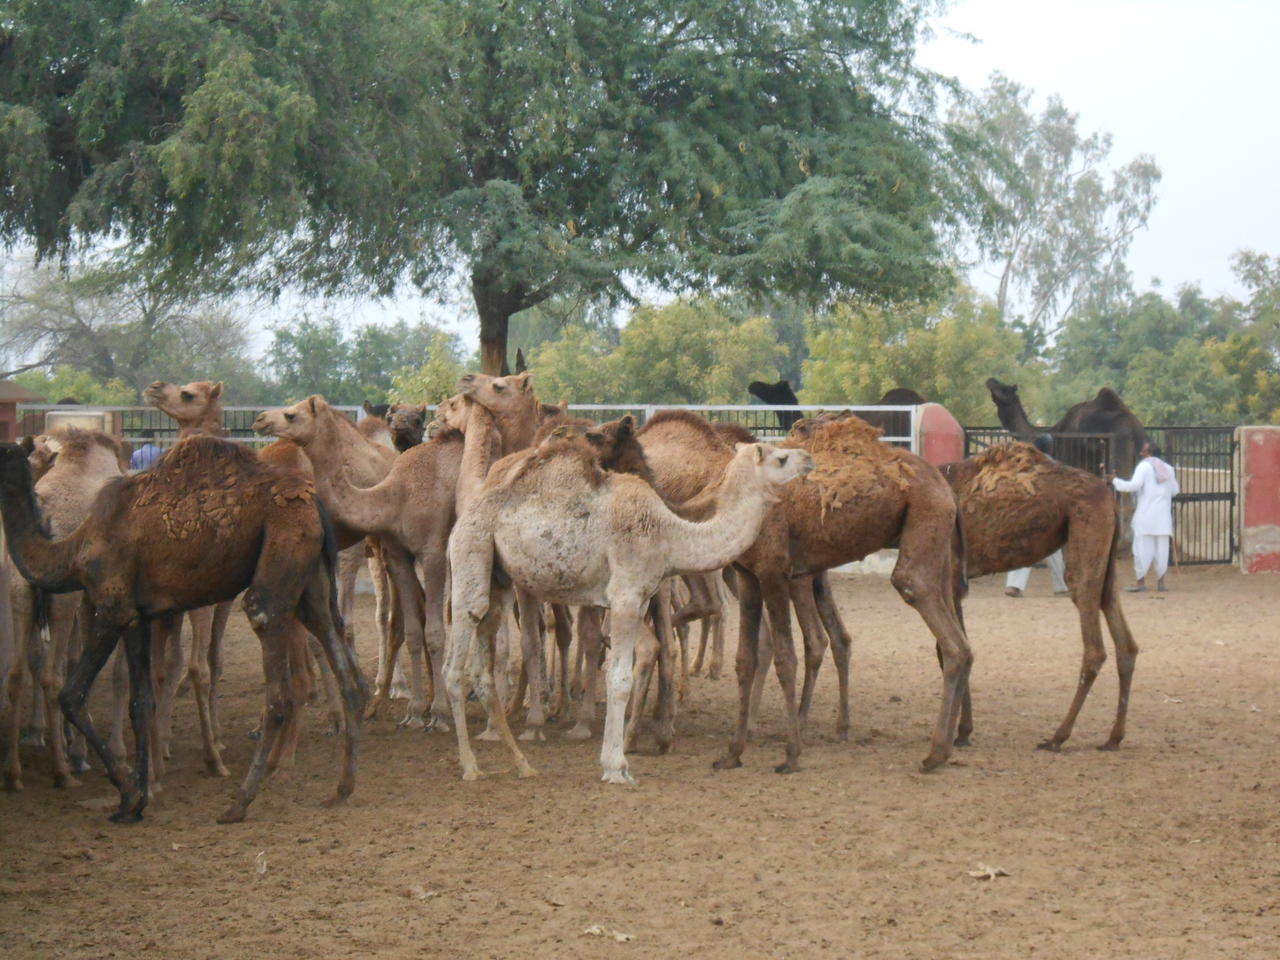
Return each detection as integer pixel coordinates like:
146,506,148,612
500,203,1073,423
524,327,621,405
14,364,135,405
1,1,974,372
1123,339,1231,425
1207,332,1280,425
800,286,1029,424
388,330,467,405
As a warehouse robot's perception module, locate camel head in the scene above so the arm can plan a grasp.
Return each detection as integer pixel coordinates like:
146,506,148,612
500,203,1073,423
0,441,36,497
985,378,1020,408
733,442,814,499
389,402,427,447
144,380,223,421
362,400,391,420
747,379,799,406
458,371,534,415
253,395,328,445
433,393,470,432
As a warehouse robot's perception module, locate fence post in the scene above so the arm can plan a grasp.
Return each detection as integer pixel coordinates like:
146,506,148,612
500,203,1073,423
1237,425,1280,573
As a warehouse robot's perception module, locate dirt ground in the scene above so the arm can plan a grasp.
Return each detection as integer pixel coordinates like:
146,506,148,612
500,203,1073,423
1,564,1277,959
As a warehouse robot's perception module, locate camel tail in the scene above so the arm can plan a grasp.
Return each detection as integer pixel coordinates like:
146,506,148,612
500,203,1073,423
952,505,969,600
1102,497,1123,608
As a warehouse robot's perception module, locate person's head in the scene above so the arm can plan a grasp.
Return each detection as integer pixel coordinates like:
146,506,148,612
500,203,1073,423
139,429,155,442
1142,441,1162,459
1033,433,1053,455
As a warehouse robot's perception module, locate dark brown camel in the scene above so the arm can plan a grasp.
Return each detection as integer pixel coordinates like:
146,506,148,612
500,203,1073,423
985,378,1149,478
388,403,428,452
709,414,971,774
0,436,367,824
940,442,1138,752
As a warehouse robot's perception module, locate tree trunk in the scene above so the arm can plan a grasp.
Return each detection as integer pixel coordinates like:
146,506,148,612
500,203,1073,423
472,277,523,377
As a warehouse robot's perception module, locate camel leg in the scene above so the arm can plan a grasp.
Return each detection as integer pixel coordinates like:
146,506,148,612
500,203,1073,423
471,601,536,778
759,579,803,773
813,573,853,741
1099,591,1138,750
548,604,573,721
418,550,451,731
207,599,233,751
41,595,81,788
706,574,729,680
651,586,678,754
112,620,155,822
624,600,661,753
108,644,128,763
566,606,603,740
65,599,93,774
2,608,34,791
265,626,318,776
186,605,229,777
297,570,367,809
150,615,183,770
792,575,829,737
514,588,548,741
600,594,644,785
336,542,362,651
716,569,764,770
1038,595,1109,753
891,545,972,772
746,613,774,739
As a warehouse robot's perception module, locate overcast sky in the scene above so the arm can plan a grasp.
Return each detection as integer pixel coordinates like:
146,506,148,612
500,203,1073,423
921,0,1280,301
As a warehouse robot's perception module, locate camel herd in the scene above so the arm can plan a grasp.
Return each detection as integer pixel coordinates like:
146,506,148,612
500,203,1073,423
0,372,1138,824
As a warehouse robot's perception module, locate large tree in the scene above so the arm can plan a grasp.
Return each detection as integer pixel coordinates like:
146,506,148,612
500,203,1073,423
1,1,967,374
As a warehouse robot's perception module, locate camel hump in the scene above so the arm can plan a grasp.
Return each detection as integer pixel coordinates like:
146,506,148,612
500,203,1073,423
1094,387,1125,411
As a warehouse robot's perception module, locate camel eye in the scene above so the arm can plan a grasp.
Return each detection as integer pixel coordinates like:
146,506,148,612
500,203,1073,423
778,455,788,465
180,391,194,402
284,412,296,422
493,383,505,392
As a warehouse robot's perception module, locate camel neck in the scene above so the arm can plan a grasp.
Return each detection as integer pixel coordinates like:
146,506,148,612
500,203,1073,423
177,411,225,439
496,403,540,454
665,455,771,575
0,463,84,591
457,404,498,513
996,401,1038,440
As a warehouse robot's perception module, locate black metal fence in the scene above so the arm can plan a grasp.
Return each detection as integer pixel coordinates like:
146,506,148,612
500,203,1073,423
963,425,1237,565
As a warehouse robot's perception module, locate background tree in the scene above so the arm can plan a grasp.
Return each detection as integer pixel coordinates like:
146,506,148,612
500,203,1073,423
387,329,467,406
957,74,1161,345
801,284,1031,424
12,364,135,405
1,1,978,376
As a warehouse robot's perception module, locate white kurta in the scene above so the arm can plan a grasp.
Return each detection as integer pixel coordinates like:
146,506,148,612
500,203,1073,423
1112,457,1179,536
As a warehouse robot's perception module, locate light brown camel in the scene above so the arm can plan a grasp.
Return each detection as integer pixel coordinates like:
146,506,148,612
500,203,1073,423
446,427,814,784
0,435,366,823
940,441,1137,751
252,397,436,728
712,415,971,775
3,428,125,790
358,401,395,449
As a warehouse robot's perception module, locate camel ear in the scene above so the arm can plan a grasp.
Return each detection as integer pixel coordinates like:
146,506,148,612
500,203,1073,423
753,443,766,463
210,381,224,400
309,396,319,414
20,435,34,454
617,415,634,438
515,348,528,374
362,399,374,415
45,437,63,455
513,371,532,392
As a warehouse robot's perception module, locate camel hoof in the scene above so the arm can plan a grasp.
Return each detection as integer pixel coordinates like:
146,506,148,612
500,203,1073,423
397,714,427,731
4,775,23,792
518,727,547,743
773,762,798,775
461,767,485,782
1097,740,1121,752
954,734,972,748
109,794,145,824
320,792,349,809
475,727,501,742
205,761,231,779
1036,740,1063,753
52,773,81,789
19,729,46,749
246,726,262,742
430,715,452,734
707,668,722,681
563,723,592,741
216,806,247,825
919,750,949,772
655,737,674,756
71,756,92,774
517,764,538,779
601,768,636,786
712,756,742,771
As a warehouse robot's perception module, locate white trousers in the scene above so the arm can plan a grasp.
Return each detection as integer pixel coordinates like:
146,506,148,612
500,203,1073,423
1006,548,1067,593
1133,534,1170,580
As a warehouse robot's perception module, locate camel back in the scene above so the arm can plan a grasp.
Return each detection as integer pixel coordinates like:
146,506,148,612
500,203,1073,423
966,442,1047,496
123,435,314,543
46,426,128,472
784,416,915,514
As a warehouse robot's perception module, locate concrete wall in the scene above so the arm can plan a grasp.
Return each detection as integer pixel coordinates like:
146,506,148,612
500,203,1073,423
1237,425,1280,573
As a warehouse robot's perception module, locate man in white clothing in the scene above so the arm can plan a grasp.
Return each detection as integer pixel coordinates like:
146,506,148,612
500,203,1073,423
1111,441,1179,592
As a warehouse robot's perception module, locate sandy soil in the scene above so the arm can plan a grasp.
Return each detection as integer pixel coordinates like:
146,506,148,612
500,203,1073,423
1,564,1277,959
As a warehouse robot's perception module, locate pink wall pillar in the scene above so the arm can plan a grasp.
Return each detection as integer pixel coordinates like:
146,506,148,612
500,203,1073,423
915,402,965,467
1238,425,1280,573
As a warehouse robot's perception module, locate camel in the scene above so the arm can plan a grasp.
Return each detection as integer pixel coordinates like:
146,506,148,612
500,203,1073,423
3,428,125,790
748,380,923,433
388,403,428,452
358,401,395,449
939,442,1138,751
445,425,814,784
710,414,970,775
984,378,1150,478
252,396,437,728
0,435,366,823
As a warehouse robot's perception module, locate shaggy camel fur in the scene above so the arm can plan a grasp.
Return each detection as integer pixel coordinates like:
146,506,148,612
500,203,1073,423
3,428,125,790
0,436,366,823
446,428,814,784
253,397,435,727
940,442,1138,751
714,415,971,775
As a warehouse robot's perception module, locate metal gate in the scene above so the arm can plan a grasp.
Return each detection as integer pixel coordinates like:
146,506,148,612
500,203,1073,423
1147,426,1236,565
963,426,1237,565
